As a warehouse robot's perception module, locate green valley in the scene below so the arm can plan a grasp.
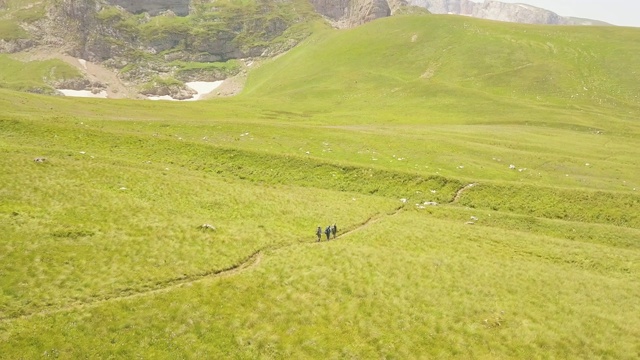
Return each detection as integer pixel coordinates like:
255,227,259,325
0,14,639,359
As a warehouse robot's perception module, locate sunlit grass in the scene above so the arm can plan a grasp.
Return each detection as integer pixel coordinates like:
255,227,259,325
2,212,637,358
0,13,639,359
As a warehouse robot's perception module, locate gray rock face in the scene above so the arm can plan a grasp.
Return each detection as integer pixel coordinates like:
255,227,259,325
310,0,406,28
408,0,576,25
0,39,34,53
105,0,190,16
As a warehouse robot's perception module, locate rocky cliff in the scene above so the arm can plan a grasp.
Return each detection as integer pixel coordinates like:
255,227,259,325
408,0,604,25
309,0,407,28
0,0,320,98
1,0,609,99
105,0,190,16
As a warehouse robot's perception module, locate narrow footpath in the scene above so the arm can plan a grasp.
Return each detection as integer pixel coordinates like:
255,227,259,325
1,183,477,323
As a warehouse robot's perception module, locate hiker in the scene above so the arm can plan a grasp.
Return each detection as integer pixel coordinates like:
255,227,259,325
316,226,322,242
331,223,337,239
325,225,331,240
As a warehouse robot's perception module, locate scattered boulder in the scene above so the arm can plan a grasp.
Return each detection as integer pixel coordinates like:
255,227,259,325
33,157,47,163
200,224,216,231
141,83,196,100
417,201,438,209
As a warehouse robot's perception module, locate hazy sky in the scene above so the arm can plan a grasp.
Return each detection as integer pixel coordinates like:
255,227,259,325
496,0,639,27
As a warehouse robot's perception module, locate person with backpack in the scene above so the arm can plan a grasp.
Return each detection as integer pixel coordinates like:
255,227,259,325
316,226,322,242
325,225,331,240
331,223,337,239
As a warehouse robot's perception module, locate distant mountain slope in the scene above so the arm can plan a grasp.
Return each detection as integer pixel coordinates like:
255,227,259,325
243,15,639,121
0,0,411,97
408,0,609,26
0,0,617,99
0,0,325,97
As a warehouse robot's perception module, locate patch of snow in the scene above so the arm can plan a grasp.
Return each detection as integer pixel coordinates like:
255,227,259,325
148,95,177,101
58,89,108,98
147,81,223,101
185,81,223,100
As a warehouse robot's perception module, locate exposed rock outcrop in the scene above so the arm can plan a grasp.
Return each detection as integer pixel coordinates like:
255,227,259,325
105,0,190,16
0,39,34,53
141,83,196,100
408,0,604,25
51,78,106,92
310,0,407,28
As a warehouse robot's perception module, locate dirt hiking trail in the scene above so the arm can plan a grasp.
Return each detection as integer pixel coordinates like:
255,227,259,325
1,184,476,323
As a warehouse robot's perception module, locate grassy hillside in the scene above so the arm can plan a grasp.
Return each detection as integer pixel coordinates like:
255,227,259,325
244,15,640,122
241,15,640,194
0,14,639,359
0,55,83,93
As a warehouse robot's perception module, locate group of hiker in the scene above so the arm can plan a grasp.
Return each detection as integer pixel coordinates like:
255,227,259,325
316,224,337,242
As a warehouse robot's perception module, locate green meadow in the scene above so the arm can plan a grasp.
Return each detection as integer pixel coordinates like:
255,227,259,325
1,15,639,358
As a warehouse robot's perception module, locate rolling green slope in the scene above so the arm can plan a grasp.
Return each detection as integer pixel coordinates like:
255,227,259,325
0,14,639,359
244,15,640,124
0,55,83,93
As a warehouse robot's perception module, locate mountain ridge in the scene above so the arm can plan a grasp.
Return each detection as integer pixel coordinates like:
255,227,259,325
408,0,610,26
0,0,615,99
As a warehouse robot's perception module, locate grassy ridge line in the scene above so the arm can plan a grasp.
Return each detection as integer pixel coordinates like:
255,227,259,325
3,117,637,227
0,117,464,202
458,183,640,228
422,206,640,251
2,92,637,195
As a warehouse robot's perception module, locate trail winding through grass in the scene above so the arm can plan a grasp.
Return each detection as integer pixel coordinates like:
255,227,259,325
0,250,263,323
1,184,477,323
453,183,477,203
